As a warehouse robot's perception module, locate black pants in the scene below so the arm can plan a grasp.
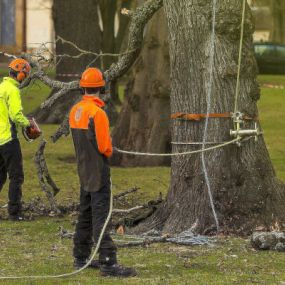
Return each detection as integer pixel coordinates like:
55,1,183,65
0,139,24,216
73,176,117,265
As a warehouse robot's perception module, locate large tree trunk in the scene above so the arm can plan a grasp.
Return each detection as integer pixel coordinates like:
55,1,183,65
34,0,102,123
138,0,285,235
111,9,171,167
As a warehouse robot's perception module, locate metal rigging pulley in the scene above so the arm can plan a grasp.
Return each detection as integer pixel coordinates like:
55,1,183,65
230,111,262,146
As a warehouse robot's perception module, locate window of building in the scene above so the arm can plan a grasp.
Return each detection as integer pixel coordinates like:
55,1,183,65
0,0,16,46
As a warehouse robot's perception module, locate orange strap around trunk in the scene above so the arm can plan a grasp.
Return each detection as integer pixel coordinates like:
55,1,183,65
171,112,258,121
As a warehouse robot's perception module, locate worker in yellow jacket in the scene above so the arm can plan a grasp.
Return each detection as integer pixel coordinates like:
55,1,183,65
0,58,31,221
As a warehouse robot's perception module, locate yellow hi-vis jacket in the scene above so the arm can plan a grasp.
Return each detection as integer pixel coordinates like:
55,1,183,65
0,77,30,146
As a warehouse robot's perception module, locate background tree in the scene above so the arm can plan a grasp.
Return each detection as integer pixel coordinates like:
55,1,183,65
35,0,133,123
251,0,285,43
99,0,133,103
270,0,285,43
34,0,102,123
111,9,171,167
136,0,285,235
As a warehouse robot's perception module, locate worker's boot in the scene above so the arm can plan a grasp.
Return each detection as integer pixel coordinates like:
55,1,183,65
100,263,137,277
74,258,101,269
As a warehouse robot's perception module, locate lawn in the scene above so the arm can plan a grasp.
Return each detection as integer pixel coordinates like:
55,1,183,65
0,74,284,284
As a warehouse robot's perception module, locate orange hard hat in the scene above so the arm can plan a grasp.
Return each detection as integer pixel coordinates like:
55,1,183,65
9,58,31,81
80,68,105,88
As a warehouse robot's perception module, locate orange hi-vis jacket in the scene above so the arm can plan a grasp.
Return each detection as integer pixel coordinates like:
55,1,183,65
69,95,112,192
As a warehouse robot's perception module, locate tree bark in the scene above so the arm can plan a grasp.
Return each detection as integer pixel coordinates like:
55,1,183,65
111,9,171,166
137,0,285,235
34,0,102,123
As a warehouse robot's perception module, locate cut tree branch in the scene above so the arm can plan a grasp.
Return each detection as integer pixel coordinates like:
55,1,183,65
113,187,140,199
34,139,60,213
40,88,73,109
104,0,163,81
51,114,70,143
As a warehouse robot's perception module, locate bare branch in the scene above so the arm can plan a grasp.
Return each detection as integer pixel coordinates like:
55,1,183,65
40,88,72,109
56,36,135,60
0,51,17,59
34,139,60,213
104,0,163,81
33,72,78,90
51,114,70,143
113,205,145,214
113,187,140,199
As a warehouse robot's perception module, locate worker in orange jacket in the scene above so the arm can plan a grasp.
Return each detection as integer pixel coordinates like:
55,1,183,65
69,68,136,277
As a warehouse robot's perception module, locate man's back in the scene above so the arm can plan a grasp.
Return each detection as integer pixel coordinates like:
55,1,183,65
69,95,112,192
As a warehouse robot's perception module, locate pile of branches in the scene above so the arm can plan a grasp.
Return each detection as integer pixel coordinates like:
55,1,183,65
58,228,214,247
17,187,163,229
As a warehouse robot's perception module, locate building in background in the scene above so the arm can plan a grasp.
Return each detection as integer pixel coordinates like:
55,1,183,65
0,0,280,54
26,0,53,51
250,4,272,42
0,0,26,53
0,0,54,54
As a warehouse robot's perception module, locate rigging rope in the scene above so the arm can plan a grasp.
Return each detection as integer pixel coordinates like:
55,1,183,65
201,0,219,232
234,0,247,114
115,138,240,156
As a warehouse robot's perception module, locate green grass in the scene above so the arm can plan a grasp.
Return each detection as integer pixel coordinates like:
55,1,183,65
0,75,284,284
258,76,285,181
257,75,285,86
0,224,284,285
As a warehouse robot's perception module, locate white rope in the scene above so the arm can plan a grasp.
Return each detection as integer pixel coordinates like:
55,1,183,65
115,138,240,156
234,0,247,114
171,141,228,145
0,180,114,280
201,0,219,232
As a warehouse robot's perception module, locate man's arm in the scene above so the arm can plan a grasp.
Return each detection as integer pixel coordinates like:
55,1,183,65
94,109,113,157
7,87,30,127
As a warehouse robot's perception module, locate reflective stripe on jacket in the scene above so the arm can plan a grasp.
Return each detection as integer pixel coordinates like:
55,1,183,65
0,77,30,146
69,95,113,192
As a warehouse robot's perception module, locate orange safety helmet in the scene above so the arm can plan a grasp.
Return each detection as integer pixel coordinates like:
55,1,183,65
9,58,31,82
80,68,105,88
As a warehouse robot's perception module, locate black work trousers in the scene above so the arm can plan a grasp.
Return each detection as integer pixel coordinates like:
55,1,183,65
73,174,117,265
0,139,24,216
